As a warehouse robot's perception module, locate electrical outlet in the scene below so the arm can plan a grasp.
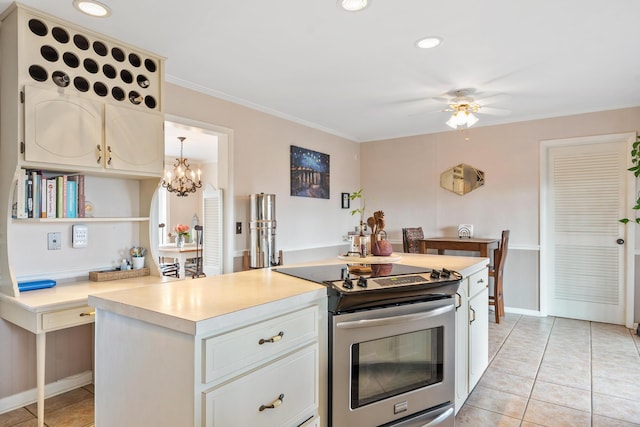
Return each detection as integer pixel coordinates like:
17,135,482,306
47,232,61,250
236,222,242,234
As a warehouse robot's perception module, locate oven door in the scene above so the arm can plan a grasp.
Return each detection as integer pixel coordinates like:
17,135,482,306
330,298,455,427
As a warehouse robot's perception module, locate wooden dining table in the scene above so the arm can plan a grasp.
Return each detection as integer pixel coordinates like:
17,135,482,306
158,244,198,278
419,237,499,258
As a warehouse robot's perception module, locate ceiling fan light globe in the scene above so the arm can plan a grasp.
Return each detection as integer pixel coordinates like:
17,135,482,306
446,115,458,129
466,113,479,127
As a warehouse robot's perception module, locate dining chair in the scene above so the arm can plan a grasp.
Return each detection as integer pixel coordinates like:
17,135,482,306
158,223,179,278
185,225,206,279
488,229,510,323
402,227,424,253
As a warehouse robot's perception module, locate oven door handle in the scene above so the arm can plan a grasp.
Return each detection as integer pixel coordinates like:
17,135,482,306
422,406,454,427
335,304,453,329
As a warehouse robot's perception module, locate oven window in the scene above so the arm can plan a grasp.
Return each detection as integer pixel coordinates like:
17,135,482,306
350,326,444,408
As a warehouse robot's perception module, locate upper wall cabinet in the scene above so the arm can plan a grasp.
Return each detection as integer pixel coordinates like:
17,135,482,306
24,85,164,174
1,3,165,177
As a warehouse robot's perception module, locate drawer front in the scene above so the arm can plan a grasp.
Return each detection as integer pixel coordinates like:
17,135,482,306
40,305,95,332
468,268,488,298
203,306,318,384
204,344,318,427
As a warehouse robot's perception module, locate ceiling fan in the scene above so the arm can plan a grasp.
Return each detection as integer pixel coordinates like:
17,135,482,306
438,89,510,129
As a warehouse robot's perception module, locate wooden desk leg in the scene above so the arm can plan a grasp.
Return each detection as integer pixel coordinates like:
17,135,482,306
36,332,45,427
419,241,426,254
480,246,488,258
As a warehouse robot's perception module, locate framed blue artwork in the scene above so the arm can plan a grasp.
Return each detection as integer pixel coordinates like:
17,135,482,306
290,145,330,199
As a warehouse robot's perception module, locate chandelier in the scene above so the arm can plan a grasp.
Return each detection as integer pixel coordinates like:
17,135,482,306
445,103,480,129
161,136,202,197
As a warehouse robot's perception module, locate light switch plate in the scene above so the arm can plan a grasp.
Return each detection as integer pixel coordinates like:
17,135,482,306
47,232,61,250
72,224,88,248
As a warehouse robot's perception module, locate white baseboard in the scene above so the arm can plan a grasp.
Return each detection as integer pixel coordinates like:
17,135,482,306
0,370,93,415
503,307,544,317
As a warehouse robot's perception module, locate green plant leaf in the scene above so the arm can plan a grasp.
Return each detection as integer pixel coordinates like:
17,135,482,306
619,218,630,224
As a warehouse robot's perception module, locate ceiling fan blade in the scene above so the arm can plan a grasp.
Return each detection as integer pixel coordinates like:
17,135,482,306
477,106,511,116
475,93,511,106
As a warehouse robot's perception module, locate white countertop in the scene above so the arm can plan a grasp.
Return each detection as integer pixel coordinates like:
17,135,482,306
88,253,488,336
0,275,176,312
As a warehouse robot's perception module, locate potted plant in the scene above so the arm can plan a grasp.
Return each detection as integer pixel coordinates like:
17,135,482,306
620,135,640,225
130,246,146,269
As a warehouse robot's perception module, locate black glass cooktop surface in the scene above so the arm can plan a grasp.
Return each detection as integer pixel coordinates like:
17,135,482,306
273,263,430,284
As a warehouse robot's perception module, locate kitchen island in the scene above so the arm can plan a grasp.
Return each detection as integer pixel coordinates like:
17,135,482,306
89,253,488,426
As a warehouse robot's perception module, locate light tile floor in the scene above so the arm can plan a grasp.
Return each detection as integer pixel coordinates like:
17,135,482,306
456,313,640,427
1,314,639,426
0,385,93,427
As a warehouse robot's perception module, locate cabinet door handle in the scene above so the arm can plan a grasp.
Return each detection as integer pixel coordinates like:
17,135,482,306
259,393,284,411
455,292,462,310
96,145,102,164
477,278,484,284
469,306,476,324
79,311,95,317
107,145,112,165
259,331,284,345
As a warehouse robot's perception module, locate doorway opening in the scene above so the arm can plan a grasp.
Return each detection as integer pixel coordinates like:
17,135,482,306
151,115,234,275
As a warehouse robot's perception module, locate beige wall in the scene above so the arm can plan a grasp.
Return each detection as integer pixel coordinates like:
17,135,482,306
164,83,362,255
1,83,638,406
360,106,640,317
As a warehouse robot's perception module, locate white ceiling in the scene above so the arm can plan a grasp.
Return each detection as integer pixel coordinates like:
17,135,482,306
6,0,640,142
165,121,218,163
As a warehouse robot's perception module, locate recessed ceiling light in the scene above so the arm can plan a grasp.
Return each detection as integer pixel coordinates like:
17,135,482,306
72,0,111,17
416,36,442,49
338,0,370,12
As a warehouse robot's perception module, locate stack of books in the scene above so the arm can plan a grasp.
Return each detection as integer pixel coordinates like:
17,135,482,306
12,169,85,219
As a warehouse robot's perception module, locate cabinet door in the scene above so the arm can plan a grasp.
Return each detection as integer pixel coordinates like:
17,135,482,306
454,285,469,414
104,104,164,175
468,287,489,390
24,85,102,170
204,344,318,427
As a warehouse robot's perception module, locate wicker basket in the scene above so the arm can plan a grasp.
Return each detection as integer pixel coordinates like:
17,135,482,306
89,268,150,282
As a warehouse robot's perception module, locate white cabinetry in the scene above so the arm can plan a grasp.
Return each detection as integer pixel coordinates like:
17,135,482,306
94,295,325,427
454,267,489,413
24,85,163,175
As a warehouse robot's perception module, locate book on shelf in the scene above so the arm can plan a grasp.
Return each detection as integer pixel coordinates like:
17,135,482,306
40,175,47,218
26,175,33,218
46,177,56,218
17,170,27,218
14,169,86,220
66,178,77,218
76,175,85,218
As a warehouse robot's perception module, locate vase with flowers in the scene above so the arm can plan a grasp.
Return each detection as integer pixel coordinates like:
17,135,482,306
174,224,190,248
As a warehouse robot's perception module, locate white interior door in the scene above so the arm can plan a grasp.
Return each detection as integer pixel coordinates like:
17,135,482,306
541,133,635,326
203,186,223,276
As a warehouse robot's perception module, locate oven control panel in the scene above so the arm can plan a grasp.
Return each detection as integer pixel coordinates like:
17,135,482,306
329,269,461,293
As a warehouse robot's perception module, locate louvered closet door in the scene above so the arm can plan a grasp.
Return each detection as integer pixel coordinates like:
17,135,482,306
547,137,629,324
203,187,223,276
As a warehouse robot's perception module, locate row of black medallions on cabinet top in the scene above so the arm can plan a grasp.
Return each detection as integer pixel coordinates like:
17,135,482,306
25,17,159,110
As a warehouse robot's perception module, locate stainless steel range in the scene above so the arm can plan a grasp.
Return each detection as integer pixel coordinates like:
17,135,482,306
275,263,461,427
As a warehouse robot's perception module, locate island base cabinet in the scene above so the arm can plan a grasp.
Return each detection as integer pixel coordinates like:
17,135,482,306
203,344,318,427
468,286,489,389
94,310,195,427
454,267,489,414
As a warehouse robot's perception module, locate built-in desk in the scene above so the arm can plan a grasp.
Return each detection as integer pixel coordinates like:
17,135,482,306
0,276,173,427
419,237,499,258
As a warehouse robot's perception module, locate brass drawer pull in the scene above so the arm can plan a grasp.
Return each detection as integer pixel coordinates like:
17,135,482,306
259,393,284,411
469,307,476,324
259,331,284,345
79,311,95,317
